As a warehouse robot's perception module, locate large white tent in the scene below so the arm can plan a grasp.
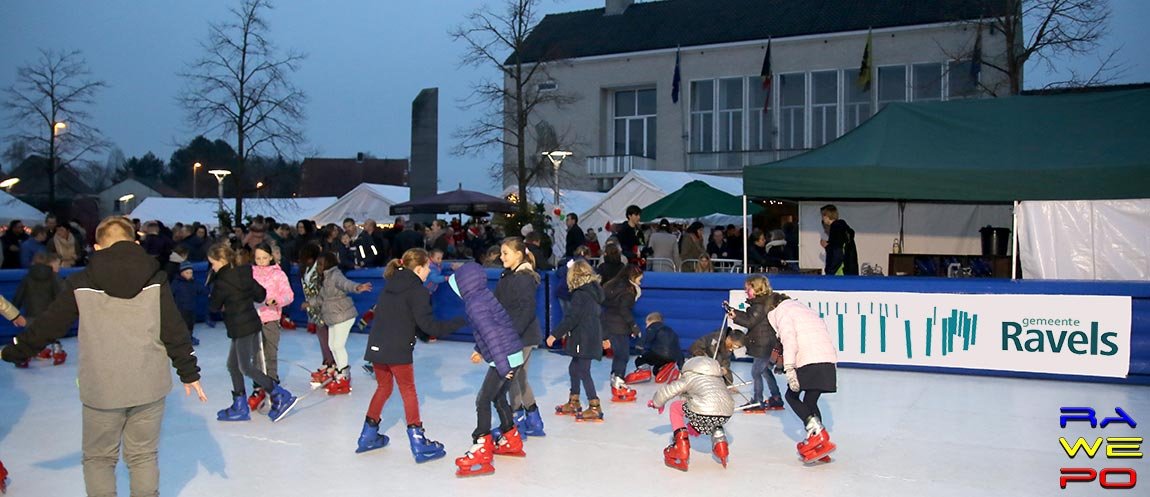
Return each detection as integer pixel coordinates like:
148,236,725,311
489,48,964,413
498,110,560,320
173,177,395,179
129,197,336,228
0,190,45,225
311,183,411,226
578,170,742,242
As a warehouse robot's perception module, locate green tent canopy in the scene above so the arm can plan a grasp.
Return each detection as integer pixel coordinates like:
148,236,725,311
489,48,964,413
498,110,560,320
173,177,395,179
742,88,1150,202
641,180,763,222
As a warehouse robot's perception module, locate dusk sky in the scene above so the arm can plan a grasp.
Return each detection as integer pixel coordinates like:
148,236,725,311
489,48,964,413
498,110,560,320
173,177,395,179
2,0,1147,194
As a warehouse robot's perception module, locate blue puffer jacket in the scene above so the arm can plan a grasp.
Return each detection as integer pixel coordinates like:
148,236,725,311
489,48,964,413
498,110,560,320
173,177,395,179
452,263,523,377
170,277,202,312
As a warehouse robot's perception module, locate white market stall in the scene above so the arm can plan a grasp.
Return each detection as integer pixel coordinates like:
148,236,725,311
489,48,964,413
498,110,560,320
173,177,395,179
311,183,411,226
0,190,45,225
129,197,336,228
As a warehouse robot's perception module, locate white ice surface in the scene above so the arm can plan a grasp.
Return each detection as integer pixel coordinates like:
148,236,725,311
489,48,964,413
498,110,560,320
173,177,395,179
1,327,1147,497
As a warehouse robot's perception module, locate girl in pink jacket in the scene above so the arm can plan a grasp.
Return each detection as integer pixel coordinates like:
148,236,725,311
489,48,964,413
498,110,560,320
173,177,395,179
249,243,295,411
767,292,838,464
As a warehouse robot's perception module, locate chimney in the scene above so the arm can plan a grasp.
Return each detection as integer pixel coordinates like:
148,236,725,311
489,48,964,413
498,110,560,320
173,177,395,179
356,152,365,163
605,0,633,16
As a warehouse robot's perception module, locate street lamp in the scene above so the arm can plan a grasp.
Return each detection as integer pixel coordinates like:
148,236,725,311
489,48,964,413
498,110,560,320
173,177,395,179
193,162,202,199
542,151,573,207
0,177,19,192
208,169,231,215
117,193,136,214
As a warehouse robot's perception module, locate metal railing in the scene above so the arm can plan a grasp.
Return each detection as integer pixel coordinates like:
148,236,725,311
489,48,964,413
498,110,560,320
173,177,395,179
586,155,656,177
687,149,810,172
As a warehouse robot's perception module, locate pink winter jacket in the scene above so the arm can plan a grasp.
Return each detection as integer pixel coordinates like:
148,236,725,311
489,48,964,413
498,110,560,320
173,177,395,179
252,264,294,324
768,299,838,368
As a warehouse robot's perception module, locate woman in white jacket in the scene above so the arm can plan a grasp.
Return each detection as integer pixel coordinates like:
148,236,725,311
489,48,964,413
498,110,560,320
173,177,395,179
767,293,838,463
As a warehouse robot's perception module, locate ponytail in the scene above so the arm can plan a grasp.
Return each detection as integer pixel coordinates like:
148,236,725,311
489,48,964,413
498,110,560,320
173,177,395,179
501,237,534,270
385,248,430,279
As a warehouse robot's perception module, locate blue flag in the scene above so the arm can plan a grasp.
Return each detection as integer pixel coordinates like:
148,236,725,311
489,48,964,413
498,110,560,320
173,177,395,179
671,46,681,103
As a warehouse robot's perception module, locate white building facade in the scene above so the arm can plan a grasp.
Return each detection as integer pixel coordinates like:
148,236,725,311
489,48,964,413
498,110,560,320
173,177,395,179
507,0,1013,192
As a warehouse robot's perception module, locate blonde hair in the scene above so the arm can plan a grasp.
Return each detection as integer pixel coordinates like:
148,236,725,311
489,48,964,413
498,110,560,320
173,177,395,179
566,260,600,290
745,274,772,297
385,248,430,279
95,216,135,247
645,312,663,325
207,243,237,266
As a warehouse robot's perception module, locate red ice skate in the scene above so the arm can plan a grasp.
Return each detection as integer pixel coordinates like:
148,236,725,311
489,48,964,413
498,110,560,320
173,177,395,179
51,344,67,366
310,366,333,388
455,435,495,477
663,427,690,471
654,363,680,383
306,322,317,334
36,347,52,360
624,366,653,384
492,427,526,457
248,388,268,411
610,376,637,402
797,418,836,464
0,459,8,493
325,375,351,395
280,316,297,330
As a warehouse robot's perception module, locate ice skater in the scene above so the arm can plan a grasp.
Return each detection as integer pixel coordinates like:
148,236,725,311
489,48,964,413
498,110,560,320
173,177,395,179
648,356,735,471
494,237,546,437
547,260,608,422
726,275,784,412
248,242,295,409
625,312,684,384
601,264,643,401
12,252,67,365
449,263,530,477
357,248,464,460
767,292,839,463
314,252,372,395
1,216,206,497
299,242,336,387
208,243,298,423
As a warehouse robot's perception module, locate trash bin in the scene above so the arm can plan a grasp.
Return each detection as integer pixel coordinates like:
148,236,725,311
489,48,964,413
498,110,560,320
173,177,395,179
979,226,1011,256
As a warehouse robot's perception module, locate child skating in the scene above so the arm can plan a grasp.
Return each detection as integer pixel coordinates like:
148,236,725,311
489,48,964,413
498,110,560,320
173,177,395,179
727,275,784,412
601,264,643,401
648,356,735,470
12,252,67,365
494,237,546,437
625,312,684,384
766,292,839,463
209,243,298,423
449,263,529,477
314,252,371,395
547,260,608,422
248,242,295,408
358,249,464,460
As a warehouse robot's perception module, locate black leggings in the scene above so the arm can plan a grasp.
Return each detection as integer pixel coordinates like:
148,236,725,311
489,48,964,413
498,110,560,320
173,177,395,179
784,389,823,423
607,334,630,377
227,333,276,395
473,366,518,439
568,358,598,400
634,352,674,371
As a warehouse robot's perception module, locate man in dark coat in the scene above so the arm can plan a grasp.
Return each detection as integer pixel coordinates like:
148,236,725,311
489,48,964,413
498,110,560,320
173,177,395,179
564,213,586,259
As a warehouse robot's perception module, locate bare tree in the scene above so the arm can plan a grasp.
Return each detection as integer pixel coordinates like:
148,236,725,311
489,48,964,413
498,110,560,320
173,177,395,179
179,0,306,224
964,0,1117,95
3,49,107,208
450,0,576,216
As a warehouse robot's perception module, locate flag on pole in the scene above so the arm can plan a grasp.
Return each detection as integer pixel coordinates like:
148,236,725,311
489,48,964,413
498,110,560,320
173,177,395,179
671,46,682,103
970,23,983,81
760,39,773,112
857,28,873,92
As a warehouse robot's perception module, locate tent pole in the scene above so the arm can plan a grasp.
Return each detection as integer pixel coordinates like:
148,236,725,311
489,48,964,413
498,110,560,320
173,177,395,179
1011,200,1019,280
742,195,749,274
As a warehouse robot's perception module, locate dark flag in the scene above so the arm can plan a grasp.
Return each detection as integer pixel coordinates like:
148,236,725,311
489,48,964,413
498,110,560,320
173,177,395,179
858,29,873,92
970,23,983,81
760,39,773,112
671,46,681,103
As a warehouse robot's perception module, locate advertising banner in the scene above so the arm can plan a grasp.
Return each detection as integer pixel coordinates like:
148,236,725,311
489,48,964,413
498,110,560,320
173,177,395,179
727,290,1132,378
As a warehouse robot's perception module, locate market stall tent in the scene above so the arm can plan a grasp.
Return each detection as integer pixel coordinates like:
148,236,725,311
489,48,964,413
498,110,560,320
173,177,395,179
311,183,411,226
129,197,336,228
743,88,1150,279
0,190,45,225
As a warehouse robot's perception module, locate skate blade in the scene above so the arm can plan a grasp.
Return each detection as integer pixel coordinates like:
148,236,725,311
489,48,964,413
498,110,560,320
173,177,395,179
610,396,637,403
493,450,526,457
414,451,446,464
801,443,837,464
574,417,604,423
763,406,785,411
664,460,689,472
455,464,495,477
270,398,299,423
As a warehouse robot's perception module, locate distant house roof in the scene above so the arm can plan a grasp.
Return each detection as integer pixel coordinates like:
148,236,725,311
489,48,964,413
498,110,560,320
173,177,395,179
511,0,1008,64
103,177,183,198
8,156,94,197
298,157,408,197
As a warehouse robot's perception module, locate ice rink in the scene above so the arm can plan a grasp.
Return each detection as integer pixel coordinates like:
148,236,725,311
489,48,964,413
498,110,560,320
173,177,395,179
1,327,1146,497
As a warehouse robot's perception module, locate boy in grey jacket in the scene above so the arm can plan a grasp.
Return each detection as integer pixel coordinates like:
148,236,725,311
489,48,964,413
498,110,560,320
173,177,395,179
2,216,206,497
648,356,735,471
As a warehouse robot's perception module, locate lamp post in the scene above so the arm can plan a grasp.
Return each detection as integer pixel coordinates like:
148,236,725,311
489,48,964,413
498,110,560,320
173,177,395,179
208,169,231,216
48,121,66,208
117,193,136,214
541,151,573,207
193,162,202,198
0,177,19,193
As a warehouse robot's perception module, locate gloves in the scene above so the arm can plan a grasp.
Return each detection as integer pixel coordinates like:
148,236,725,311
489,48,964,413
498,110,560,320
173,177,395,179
647,400,664,414
784,364,799,392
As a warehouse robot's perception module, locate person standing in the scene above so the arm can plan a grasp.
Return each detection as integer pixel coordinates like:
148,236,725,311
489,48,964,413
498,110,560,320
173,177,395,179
647,219,680,271
616,205,645,259
495,238,546,438
601,265,644,401
1,220,28,269
564,213,586,259
820,204,858,276
1,216,206,497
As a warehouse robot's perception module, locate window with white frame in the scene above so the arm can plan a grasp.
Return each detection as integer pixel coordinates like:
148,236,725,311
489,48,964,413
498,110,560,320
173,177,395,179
948,60,980,99
912,63,943,102
844,69,872,133
878,66,907,111
811,71,839,147
613,88,657,158
690,80,715,153
748,77,774,151
778,73,806,150
718,78,744,152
